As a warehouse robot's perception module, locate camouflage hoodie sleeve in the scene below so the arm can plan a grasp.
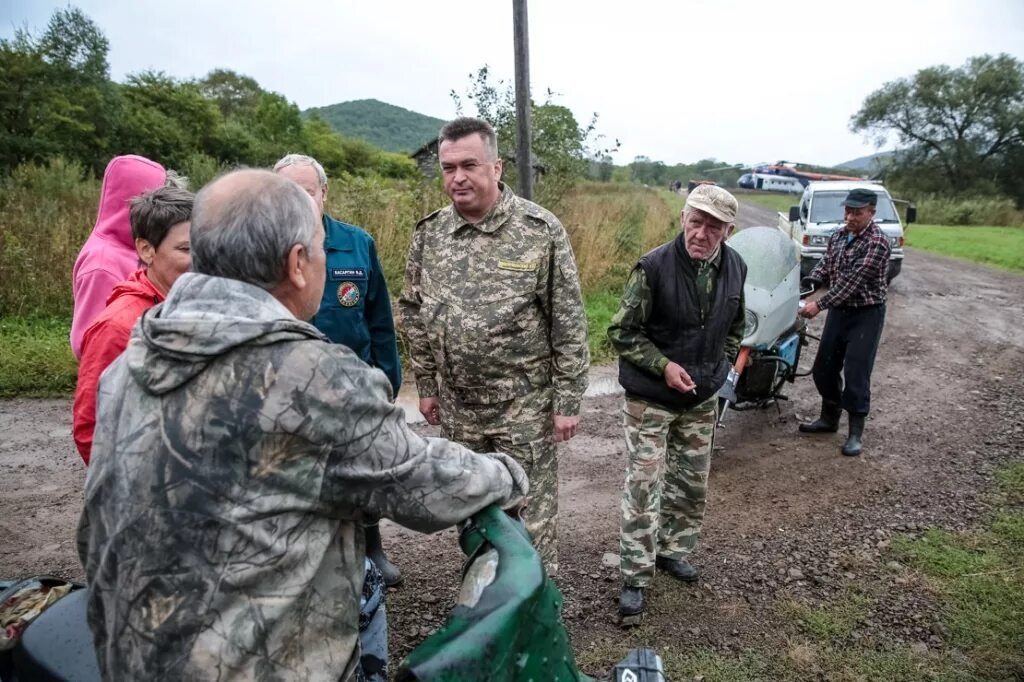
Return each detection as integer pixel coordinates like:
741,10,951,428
541,218,589,416
304,345,528,531
397,219,439,398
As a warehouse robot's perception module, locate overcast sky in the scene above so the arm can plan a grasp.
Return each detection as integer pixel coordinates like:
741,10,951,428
4,0,1024,167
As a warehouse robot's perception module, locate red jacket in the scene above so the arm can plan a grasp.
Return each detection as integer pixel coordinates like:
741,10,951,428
73,269,164,464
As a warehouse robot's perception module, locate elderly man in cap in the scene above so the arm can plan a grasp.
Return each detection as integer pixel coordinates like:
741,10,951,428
608,184,747,617
798,187,891,457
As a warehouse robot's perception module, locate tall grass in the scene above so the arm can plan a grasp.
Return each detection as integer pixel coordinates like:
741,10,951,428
0,159,100,317
912,194,1024,227
561,182,677,294
0,161,679,393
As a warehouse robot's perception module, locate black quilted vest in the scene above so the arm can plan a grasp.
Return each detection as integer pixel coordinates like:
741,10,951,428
618,233,746,410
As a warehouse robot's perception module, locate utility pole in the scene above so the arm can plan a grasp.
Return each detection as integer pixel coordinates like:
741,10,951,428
513,0,533,200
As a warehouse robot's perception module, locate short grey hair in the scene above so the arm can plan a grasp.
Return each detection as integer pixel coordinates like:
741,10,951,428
439,117,499,161
273,153,328,187
190,170,319,291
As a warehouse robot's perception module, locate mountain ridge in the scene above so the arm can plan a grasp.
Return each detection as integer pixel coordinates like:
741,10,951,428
303,98,446,153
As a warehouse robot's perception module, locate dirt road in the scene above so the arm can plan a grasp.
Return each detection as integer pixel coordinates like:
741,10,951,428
1,216,1021,676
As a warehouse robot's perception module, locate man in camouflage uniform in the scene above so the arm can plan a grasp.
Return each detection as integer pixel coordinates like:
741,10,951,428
399,117,589,575
608,184,747,617
77,169,529,682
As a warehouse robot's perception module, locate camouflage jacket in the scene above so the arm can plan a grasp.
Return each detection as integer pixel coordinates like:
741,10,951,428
398,184,589,414
77,273,528,682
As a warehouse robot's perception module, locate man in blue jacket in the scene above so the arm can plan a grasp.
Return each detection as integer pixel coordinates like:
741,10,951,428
275,153,403,586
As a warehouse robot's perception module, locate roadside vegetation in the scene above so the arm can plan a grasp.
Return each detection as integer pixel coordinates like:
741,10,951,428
573,461,1024,682
906,226,1024,273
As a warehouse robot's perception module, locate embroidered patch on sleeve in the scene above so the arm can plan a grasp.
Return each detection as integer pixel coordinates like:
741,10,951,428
337,282,361,307
497,259,538,272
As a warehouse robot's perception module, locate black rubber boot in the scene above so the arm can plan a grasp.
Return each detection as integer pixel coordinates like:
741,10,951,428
365,523,402,587
842,413,865,457
618,585,645,616
799,400,841,433
655,556,699,582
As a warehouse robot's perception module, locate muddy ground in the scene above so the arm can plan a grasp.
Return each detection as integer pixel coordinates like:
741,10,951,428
2,216,1022,678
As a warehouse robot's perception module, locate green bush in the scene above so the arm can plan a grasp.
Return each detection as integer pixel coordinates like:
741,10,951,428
913,195,1024,226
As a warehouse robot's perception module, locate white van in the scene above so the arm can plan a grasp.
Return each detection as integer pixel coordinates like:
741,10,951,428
777,181,916,282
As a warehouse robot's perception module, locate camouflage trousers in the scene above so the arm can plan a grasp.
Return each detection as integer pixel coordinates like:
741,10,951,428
619,395,717,587
440,385,559,575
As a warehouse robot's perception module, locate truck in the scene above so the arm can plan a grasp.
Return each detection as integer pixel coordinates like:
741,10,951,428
777,181,916,283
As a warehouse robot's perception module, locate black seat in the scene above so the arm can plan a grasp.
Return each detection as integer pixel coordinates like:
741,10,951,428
12,588,101,682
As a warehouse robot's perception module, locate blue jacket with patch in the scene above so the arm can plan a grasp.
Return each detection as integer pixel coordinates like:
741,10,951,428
311,214,401,395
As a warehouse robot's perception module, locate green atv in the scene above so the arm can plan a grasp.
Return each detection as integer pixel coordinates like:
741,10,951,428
398,505,665,682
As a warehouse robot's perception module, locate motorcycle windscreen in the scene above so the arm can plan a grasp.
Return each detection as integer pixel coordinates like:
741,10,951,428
728,225,799,291
728,226,802,347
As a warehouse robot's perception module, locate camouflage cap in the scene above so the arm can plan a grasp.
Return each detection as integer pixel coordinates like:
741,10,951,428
685,184,738,223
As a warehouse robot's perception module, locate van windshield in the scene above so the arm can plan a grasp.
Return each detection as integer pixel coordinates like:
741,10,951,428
809,191,899,223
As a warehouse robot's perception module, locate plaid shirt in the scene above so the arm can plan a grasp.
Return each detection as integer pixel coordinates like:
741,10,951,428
808,221,891,309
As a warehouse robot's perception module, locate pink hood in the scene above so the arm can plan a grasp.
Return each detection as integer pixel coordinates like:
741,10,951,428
70,155,167,358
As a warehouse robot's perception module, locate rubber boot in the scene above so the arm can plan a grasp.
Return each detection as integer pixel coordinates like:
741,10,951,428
798,400,841,433
365,523,402,587
842,413,865,457
618,585,645,616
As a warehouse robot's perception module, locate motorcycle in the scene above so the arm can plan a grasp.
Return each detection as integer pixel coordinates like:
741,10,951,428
2,507,664,682
717,225,815,424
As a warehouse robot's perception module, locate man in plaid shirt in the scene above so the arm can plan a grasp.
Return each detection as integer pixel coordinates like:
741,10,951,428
797,188,891,456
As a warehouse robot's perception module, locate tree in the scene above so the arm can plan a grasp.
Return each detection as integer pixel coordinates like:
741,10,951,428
115,71,223,169
0,7,118,173
851,54,1024,201
199,69,263,118
453,66,616,206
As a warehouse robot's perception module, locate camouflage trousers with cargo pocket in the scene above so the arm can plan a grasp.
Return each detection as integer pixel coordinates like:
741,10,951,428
441,385,560,575
619,395,717,587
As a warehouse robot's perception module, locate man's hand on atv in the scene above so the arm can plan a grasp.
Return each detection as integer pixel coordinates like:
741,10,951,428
664,361,697,394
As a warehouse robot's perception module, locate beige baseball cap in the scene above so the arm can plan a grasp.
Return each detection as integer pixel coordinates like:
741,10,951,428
685,184,738,223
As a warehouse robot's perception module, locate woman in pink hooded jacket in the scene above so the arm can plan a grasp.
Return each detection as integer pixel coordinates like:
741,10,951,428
70,155,170,358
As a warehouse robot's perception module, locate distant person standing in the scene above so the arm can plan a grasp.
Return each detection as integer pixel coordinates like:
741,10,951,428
798,188,891,457
73,186,194,465
70,155,182,358
274,153,403,586
398,117,589,576
608,184,746,617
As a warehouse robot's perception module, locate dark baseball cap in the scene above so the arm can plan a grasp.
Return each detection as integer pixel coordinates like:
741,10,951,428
842,188,879,208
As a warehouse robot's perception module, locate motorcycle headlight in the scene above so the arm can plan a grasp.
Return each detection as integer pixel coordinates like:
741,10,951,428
744,309,759,337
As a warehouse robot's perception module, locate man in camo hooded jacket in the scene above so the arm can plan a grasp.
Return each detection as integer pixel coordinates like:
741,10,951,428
77,169,528,682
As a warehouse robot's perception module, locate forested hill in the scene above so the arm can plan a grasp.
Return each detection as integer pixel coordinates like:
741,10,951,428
303,99,446,153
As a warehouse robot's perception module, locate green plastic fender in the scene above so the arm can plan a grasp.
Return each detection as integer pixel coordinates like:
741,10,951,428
396,505,594,682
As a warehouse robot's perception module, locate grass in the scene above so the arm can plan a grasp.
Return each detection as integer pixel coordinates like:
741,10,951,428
891,460,1024,679
906,225,1024,273
0,316,77,397
1,178,676,396
782,591,874,641
584,290,623,365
